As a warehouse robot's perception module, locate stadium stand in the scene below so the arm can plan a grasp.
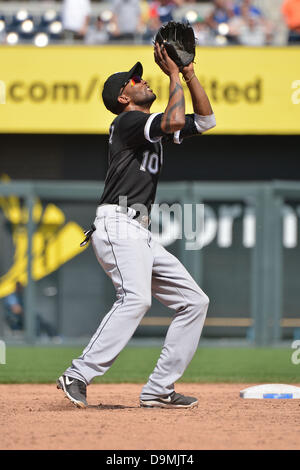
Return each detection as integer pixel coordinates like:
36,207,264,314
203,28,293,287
0,1,292,45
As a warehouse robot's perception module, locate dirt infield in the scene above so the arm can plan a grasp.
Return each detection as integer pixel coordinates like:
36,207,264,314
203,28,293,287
1,383,300,450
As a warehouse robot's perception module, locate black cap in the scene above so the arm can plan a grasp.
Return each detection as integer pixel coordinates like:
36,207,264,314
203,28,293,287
102,62,143,115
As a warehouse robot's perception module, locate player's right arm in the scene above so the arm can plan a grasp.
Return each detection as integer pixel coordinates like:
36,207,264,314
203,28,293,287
154,43,185,134
181,62,213,116
179,62,216,137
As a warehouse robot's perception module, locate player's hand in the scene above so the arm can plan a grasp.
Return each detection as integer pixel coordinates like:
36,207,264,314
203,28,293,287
154,42,180,76
181,62,195,82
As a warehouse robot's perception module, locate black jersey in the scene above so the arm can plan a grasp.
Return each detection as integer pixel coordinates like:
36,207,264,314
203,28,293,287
99,110,200,213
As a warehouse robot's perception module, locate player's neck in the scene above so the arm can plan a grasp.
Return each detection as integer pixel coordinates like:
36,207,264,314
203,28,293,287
124,103,151,114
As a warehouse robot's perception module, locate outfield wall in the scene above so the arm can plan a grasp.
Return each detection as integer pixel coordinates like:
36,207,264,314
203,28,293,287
0,180,300,345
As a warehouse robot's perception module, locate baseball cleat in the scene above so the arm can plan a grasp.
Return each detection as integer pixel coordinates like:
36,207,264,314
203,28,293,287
57,375,87,408
140,391,198,409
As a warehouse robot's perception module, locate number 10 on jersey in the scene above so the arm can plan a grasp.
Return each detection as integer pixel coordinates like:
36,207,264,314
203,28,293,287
140,151,160,175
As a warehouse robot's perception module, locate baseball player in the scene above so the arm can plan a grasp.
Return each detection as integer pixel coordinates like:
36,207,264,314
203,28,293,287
57,42,216,409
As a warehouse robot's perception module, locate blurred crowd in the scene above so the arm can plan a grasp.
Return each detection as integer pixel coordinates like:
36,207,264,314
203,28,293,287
0,0,299,46
82,0,275,46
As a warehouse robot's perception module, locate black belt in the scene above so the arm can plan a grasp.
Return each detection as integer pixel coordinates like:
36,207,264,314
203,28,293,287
80,207,149,247
116,205,139,219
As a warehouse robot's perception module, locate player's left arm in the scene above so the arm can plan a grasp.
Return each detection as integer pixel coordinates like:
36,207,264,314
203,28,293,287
149,63,216,144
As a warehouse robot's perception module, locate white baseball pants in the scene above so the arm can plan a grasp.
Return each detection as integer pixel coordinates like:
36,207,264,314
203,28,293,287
65,205,209,399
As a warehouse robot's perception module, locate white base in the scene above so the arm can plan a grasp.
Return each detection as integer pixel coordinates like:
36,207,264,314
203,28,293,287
240,384,300,399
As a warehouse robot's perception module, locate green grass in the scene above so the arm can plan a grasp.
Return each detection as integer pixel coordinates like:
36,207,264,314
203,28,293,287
0,346,299,384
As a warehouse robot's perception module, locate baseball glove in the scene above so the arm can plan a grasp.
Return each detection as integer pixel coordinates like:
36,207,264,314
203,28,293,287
154,21,196,69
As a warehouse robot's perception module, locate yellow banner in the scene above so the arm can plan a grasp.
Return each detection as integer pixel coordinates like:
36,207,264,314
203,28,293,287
0,46,299,134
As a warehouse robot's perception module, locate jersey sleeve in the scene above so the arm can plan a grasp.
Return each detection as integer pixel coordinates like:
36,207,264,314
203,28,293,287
117,111,162,147
175,114,200,142
149,113,201,144
117,111,214,147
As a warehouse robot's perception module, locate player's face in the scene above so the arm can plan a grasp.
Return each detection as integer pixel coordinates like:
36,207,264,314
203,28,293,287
121,76,156,106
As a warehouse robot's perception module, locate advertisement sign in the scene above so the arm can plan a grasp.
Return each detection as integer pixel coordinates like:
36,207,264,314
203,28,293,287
0,46,299,134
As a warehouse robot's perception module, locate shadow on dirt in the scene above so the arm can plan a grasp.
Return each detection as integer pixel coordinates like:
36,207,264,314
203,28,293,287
90,404,138,410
